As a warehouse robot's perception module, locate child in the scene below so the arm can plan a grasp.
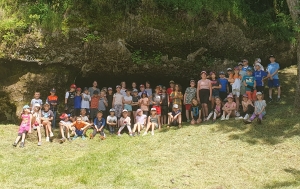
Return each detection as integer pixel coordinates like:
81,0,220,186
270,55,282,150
107,87,114,114
91,111,106,140
237,94,254,120
41,103,54,142
131,89,140,118
238,62,247,101
143,108,161,136
46,88,59,129
90,90,100,122
131,82,137,95
244,92,266,124
232,67,242,116
267,55,281,102
167,80,175,112
168,104,182,128
132,109,147,136
227,68,233,93
254,63,268,99
120,81,127,96
190,98,201,125
117,109,133,136
243,68,257,101
221,94,236,120
58,113,72,143
152,86,162,121
206,97,222,122
74,88,82,116
65,84,76,117
98,90,108,118
161,86,169,125
71,117,91,140
184,80,197,122
210,72,221,109
113,85,124,125
31,103,42,146
80,109,90,122
145,81,153,97
30,92,43,108
196,71,212,120
139,91,149,116
218,71,228,102
13,105,32,148
170,84,183,111
81,87,91,116
123,89,133,117
107,109,117,134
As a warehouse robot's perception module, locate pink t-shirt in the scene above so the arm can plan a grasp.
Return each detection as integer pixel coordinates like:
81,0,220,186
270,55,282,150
136,114,147,124
139,98,149,111
120,116,131,126
224,102,236,109
198,79,211,90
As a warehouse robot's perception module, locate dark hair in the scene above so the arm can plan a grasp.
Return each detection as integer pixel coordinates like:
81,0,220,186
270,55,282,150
174,84,182,92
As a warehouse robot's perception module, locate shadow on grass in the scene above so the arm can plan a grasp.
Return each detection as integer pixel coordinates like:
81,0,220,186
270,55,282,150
264,168,300,188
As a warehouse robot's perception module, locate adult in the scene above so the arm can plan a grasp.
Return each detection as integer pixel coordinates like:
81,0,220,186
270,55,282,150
241,59,252,72
266,55,281,102
167,80,175,112
88,81,100,96
197,71,212,121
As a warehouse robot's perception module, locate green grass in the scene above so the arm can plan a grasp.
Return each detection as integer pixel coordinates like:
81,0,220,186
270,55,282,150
1,66,300,189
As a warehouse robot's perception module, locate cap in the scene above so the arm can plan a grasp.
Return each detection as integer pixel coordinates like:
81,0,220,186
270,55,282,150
50,88,56,93
108,87,112,90
136,109,142,113
109,108,115,112
234,66,239,70
44,102,50,106
76,87,82,91
227,68,232,71
84,87,88,91
242,59,248,62
219,71,225,75
116,85,121,88
243,94,248,98
93,90,99,95
23,105,30,109
246,67,253,72
70,84,76,88
227,94,233,99
169,80,175,84
142,91,148,96
269,55,275,58
59,113,69,119
97,110,103,114
140,84,145,88
209,71,216,75
173,104,179,108
238,62,243,66
33,103,41,107
122,109,128,113
151,108,157,111
133,89,138,92
256,92,262,96
201,71,207,75
255,58,261,63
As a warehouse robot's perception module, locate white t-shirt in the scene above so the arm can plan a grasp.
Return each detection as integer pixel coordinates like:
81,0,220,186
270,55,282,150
60,120,72,125
31,99,43,107
81,93,91,109
107,115,117,123
124,95,132,104
120,116,131,126
80,115,89,122
136,114,147,124
113,93,123,105
120,89,127,97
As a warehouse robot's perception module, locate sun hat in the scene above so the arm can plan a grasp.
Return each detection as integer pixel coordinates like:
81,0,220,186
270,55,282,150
201,71,207,75
173,104,179,109
23,105,30,109
242,59,248,62
227,94,233,99
142,91,148,96
227,68,232,71
255,58,261,63
70,84,76,88
59,113,69,119
136,109,142,114
109,108,115,112
108,87,112,90
269,55,275,58
151,108,156,111
122,109,128,113
243,94,248,98
116,85,121,88
256,92,262,96
133,89,138,92
169,80,175,84
76,87,82,91
238,62,243,66
246,67,253,72
219,71,225,75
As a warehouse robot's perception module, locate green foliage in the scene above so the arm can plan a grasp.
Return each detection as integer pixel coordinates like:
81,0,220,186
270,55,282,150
82,33,100,42
131,49,163,65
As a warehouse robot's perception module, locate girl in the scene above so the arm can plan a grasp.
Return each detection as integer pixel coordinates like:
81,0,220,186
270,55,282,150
131,89,140,118
237,94,254,120
74,88,82,116
31,103,42,146
190,98,201,125
107,109,117,134
221,94,236,120
112,85,124,126
161,86,169,125
41,103,54,142
145,81,153,97
123,89,133,117
197,71,212,120
206,97,222,122
139,91,149,116
81,87,91,116
231,67,242,116
13,105,32,148
117,109,132,136
244,92,266,124
143,108,161,136
184,80,197,122
210,72,221,109
59,113,72,143
131,82,137,95
152,86,162,122
170,84,183,111
254,63,268,99
120,81,127,96
132,109,147,136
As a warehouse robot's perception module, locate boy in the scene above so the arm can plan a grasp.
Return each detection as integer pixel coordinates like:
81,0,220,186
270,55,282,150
106,87,114,115
70,117,91,140
65,84,76,117
90,90,100,122
81,87,91,115
41,103,54,142
167,104,182,128
167,80,175,112
184,80,196,122
218,71,228,102
254,62,268,99
98,90,108,118
238,62,247,99
30,92,43,108
243,68,256,101
267,55,281,102
46,88,59,129
161,86,169,125
152,86,162,118
74,88,82,116
58,113,72,143
91,111,106,140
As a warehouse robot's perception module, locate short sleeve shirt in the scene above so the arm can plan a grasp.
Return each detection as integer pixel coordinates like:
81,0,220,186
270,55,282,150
210,79,220,92
80,115,89,122
113,93,123,105
254,70,268,86
224,102,236,109
124,95,133,104
81,93,91,109
243,75,256,91
120,116,131,126
267,62,280,79
31,99,43,107
88,87,100,96
90,96,100,109
184,87,196,104
254,100,266,114
94,117,105,128
218,78,228,92
41,110,54,118
107,115,117,123
136,114,147,124
191,105,201,118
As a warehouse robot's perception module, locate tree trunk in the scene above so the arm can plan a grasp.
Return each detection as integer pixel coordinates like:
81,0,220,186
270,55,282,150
286,0,300,110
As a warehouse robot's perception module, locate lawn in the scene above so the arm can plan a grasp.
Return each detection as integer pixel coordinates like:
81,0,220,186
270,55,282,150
1,66,300,189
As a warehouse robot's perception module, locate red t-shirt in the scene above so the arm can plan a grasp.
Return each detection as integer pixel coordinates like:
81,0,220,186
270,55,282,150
167,88,173,102
73,122,86,130
90,96,100,108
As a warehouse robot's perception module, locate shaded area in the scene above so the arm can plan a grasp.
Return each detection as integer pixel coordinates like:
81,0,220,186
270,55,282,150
264,168,300,188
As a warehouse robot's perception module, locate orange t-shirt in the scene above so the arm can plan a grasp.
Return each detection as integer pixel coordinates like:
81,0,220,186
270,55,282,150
233,74,242,79
90,96,100,108
73,122,86,130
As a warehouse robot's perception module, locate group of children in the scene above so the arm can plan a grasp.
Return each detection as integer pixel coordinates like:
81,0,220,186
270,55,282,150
12,55,281,147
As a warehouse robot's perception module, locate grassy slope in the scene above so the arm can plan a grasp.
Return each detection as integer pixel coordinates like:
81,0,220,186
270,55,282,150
1,66,300,189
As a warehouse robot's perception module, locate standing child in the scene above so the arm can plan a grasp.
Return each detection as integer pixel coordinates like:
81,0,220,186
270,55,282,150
41,103,54,142
46,88,59,129
221,94,236,120
65,84,76,117
74,88,82,116
58,113,72,143
190,98,201,125
152,86,162,125
123,89,133,118
232,67,242,116
218,71,228,102
106,87,114,116
143,108,161,136
117,109,133,136
244,92,266,124
184,80,197,122
81,87,91,116
132,109,147,136
197,71,212,120
243,68,257,101
161,86,169,125
107,109,117,134
210,72,221,109
31,103,42,146
71,117,91,140
91,111,106,140
113,85,124,125
227,68,234,93
238,62,247,100
30,92,43,108
167,80,175,112
120,81,127,96
90,90,100,122
254,63,268,99
267,55,281,102
131,89,140,118
13,105,32,148
145,81,153,98
139,91,149,116
98,90,108,118
170,84,183,111
206,97,223,122
167,104,182,128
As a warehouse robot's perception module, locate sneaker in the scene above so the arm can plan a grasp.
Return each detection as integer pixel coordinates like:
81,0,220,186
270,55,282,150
268,98,273,103
225,115,230,120
187,119,190,123
277,98,281,102
46,137,50,142
243,119,252,124
67,138,72,142
132,132,136,137
38,141,42,146
13,142,17,147
235,116,244,120
129,133,133,137
72,135,78,140
236,111,240,117
142,132,148,136
244,114,249,120
167,125,170,129
19,142,24,148
59,138,66,144
221,115,225,121
50,132,54,137
100,135,105,140
151,131,154,136
117,132,121,136
32,126,37,130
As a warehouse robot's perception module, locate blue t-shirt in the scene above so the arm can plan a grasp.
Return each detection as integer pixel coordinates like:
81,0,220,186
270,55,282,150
191,105,201,118
243,75,256,91
218,78,228,92
242,66,252,72
74,95,82,109
267,62,280,79
94,117,105,128
254,70,268,87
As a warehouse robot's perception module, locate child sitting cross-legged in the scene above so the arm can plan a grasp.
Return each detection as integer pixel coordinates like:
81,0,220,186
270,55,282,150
244,92,266,124
167,104,182,128
71,117,91,140
132,109,147,136
91,111,106,140
117,109,133,136
221,94,236,120
143,108,161,136
206,97,223,123
59,113,72,143
190,98,201,125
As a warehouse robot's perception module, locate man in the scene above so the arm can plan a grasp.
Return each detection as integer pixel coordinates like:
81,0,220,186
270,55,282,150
266,55,281,103
242,59,252,72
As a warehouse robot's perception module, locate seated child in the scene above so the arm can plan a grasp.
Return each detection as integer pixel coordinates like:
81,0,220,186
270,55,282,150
132,109,147,136
70,117,91,140
13,105,32,148
221,94,236,120
31,103,42,146
206,97,222,123
168,104,182,128
143,108,161,136
59,113,72,143
190,98,201,125
107,108,117,134
237,94,254,120
244,92,266,124
41,103,54,142
117,109,133,136
91,111,106,140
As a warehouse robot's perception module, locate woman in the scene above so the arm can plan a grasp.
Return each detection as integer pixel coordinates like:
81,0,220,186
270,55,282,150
88,81,100,96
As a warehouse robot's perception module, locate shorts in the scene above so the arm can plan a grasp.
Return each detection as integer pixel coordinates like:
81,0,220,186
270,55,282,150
246,90,257,101
132,105,138,111
212,90,220,98
199,89,210,104
124,104,132,111
114,104,123,118
152,105,161,115
75,129,84,136
232,89,240,97
240,85,246,96
66,106,75,117
162,106,168,116
18,125,30,135
90,108,98,120
256,86,265,93
268,79,280,88
185,104,192,111
219,91,227,101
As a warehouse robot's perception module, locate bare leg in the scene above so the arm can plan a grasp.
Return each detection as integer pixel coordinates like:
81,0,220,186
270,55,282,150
60,124,65,138
211,97,215,110
21,133,26,142
277,87,281,97
203,104,208,117
269,88,272,98
36,126,42,142
14,136,21,144
235,97,240,112
151,123,155,132
185,110,190,121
